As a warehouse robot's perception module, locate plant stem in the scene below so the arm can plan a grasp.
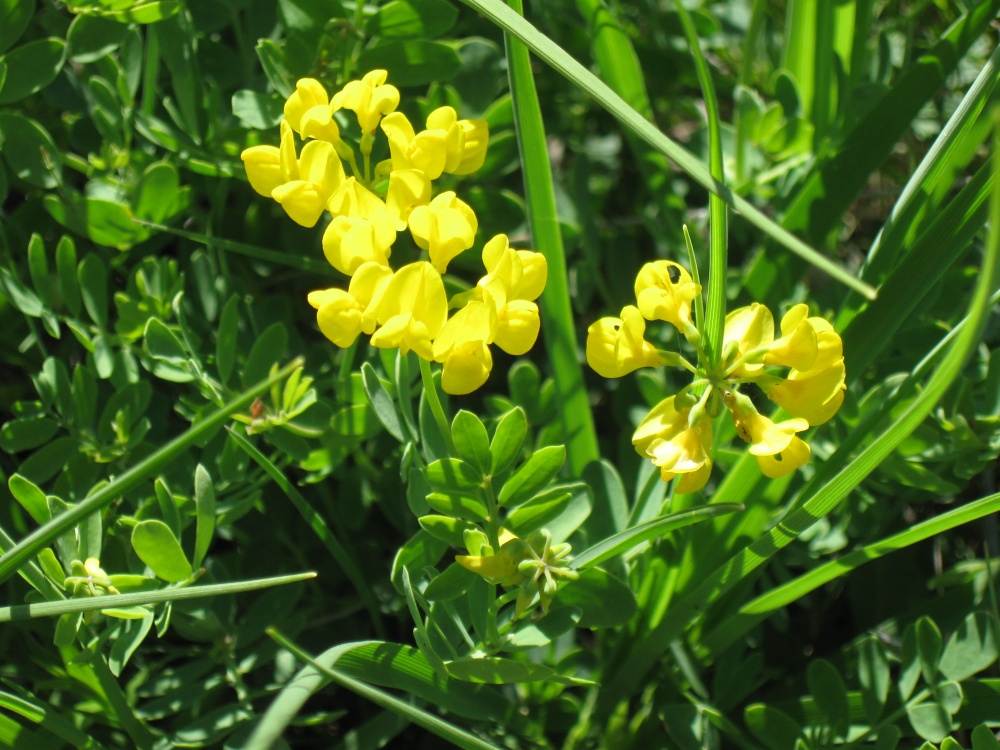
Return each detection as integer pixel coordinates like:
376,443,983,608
418,356,455,454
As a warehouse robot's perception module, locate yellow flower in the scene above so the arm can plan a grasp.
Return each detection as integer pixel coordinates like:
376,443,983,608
433,300,497,395
426,106,489,175
763,304,818,372
632,395,713,493
284,78,340,143
322,214,396,276
332,69,400,133
586,306,662,379
723,303,773,376
380,111,449,180
634,260,701,334
729,401,811,479
271,139,346,228
241,145,284,198
764,315,846,426
408,191,478,272
384,168,431,230
370,261,448,360
308,262,391,348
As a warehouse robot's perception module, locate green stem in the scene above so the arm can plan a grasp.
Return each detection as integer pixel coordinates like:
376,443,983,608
673,0,727,369
504,0,600,475
418,357,455,454
682,225,705,338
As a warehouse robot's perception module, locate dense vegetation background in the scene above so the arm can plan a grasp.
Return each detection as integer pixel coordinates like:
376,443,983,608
1,0,1000,747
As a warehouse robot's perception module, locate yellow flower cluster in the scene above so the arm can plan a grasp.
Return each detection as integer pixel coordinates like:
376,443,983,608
241,72,547,395
586,260,846,492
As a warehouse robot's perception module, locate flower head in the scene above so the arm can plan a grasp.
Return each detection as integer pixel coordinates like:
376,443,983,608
586,306,663,379
333,69,400,133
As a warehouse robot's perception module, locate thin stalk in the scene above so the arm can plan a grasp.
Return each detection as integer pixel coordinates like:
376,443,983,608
682,225,705,338
418,357,455,454
673,0,727,368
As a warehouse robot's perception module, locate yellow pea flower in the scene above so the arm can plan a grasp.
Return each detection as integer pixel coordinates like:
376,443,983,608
728,398,811,478
322,214,396,276
241,121,298,198
370,261,448,360
408,191,478,272
763,304,819,371
424,106,489,175
384,168,431,230
332,69,400,133
480,234,547,302
271,139,346,228
433,300,497,395
723,303,773,376
494,300,540,356
308,262,392,347
284,78,341,143
634,260,701,334
586,306,662,379
380,111,449,180
632,395,713,493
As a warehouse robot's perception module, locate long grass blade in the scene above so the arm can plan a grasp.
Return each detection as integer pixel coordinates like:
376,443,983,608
0,359,304,585
0,572,315,622
267,630,503,750
700,491,1000,656
226,427,385,637
458,0,875,299
504,0,599,473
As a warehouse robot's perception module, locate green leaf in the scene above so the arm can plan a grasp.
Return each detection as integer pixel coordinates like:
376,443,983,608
505,606,580,650
581,459,629,538
0,113,61,188
71,364,97,428
55,236,81,318
859,637,890,724
425,458,483,494
0,0,34,53
277,0,346,35
362,362,405,442
67,14,128,63
26,234,50,308
133,161,180,223
489,407,526,475
232,89,283,130
418,515,479,548
423,563,476,602
917,616,943,684
44,194,146,249
368,0,459,39
99,1,181,23
77,253,108,328
241,322,287,388
0,38,66,104
940,612,999,682
192,464,215,569
496,445,565,508
0,416,59,454
143,318,187,365
0,266,43,317
358,41,462,87
572,503,743,570
445,656,553,684
907,702,952,743
451,410,490,474
807,659,849,737
215,293,239,385
131,520,192,582
8,475,49,525
391,531,447,594
108,615,153,676
551,567,635,628
255,39,293,99
504,487,575,537
425,492,488,522
331,403,383,439
972,724,1000,750
744,704,803,750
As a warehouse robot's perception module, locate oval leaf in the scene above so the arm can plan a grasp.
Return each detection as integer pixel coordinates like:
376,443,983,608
131,519,193,582
496,445,565,508
489,407,526,475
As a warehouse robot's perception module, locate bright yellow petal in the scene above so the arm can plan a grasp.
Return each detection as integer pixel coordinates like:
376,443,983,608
271,181,326,227
586,305,661,378
284,78,329,133
441,340,493,395
494,300,540,356
241,145,282,197
634,260,701,331
756,436,811,478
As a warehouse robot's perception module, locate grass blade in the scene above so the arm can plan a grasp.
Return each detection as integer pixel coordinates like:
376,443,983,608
571,503,744,571
267,631,503,750
459,0,875,299
504,0,599,474
701,491,1000,656
226,427,385,637
0,572,315,622
0,359,304,585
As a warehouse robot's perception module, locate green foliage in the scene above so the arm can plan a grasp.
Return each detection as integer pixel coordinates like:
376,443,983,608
0,0,999,747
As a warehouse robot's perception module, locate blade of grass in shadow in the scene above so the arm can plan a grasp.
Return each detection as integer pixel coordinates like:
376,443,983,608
0,687,109,750
601,110,1000,709
673,0,727,364
0,359,304,586
0,523,65,601
504,0,599,474
0,572,316,622
700,490,1000,656
225,427,385,638
133,219,336,274
266,630,503,750
459,0,875,300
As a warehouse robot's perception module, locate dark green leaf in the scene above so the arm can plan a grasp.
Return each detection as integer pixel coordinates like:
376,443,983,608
100,1,181,24
56,236,82,318
496,445,565,508
78,254,109,328
0,38,66,104
940,612,999,682
144,318,187,365
131,520,193,582
859,637,890,724
215,293,239,385
907,702,952,743
133,161,180,223
390,530,446,593
423,562,476,602
241,322,287,388
744,704,803,750
0,266,43,317
425,458,483,494
67,14,128,63
232,89,283,130
8,474,49,525
0,112,61,188
451,410,490,473
807,659,849,738
331,403,383,439
425,491,488,522
193,464,215,569
0,416,59,454
368,0,459,39
504,607,580,650
551,567,635,628
971,724,1000,750
445,656,553,684
916,616,943,684
0,0,34,53
504,486,575,537
489,407,526,475
418,515,478,548
27,234,50,308
362,363,405,442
